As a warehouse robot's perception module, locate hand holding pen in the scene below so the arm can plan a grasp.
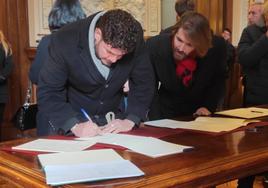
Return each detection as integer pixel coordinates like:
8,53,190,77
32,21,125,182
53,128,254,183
71,108,100,137
81,108,92,122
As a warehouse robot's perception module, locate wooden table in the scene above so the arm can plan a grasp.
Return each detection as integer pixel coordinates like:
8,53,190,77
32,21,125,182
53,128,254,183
1,124,268,188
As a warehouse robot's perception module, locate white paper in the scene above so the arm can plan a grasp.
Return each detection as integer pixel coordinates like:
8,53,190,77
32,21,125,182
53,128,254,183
38,149,144,186
215,107,268,119
12,139,95,152
76,134,192,158
38,149,122,167
45,160,144,186
144,117,259,133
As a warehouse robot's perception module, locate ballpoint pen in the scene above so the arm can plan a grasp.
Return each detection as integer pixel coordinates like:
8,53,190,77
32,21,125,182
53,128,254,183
251,110,263,113
80,108,92,122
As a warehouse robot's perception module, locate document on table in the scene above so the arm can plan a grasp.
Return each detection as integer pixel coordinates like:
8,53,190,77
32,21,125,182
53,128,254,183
12,139,96,152
76,134,192,158
38,149,144,186
144,117,259,133
215,107,268,119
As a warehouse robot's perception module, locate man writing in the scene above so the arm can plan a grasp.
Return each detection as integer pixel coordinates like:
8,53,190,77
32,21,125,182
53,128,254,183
37,9,154,137
147,12,226,119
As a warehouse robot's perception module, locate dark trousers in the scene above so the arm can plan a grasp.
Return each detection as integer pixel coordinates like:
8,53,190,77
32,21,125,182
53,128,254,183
237,175,255,188
0,103,6,141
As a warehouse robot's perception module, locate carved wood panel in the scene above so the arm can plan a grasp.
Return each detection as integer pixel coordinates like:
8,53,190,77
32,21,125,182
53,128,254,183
28,0,161,47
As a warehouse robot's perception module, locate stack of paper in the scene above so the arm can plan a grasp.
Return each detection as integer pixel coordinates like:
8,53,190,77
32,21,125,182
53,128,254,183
12,139,96,152
215,107,268,119
38,149,144,186
76,134,192,158
144,117,259,133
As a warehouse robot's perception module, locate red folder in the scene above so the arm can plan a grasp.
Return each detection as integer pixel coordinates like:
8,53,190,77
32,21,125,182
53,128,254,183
1,126,184,155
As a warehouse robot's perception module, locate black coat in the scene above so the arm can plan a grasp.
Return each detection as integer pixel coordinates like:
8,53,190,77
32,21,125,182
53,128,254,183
146,34,227,119
238,24,268,105
37,14,155,136
0,44,12,103
29,35,51,85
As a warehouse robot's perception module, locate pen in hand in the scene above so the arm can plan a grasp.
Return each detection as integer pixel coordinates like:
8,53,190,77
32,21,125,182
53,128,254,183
80,108,92,122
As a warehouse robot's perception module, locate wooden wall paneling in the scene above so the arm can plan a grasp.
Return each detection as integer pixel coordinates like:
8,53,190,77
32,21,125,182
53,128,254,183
0,0,30,122
5,0,21,121
0,0,7,33
196,0,210,20
16,0,31,108
195,0,224,35
224,0,233,35
210,0,223,35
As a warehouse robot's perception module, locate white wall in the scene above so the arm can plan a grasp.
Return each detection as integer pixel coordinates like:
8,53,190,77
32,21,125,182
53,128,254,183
161,0,176,29
232,0,249,46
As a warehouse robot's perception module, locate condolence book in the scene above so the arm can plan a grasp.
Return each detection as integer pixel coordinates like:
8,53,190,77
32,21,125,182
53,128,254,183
38,149,144,186
144,117,259,133
76,134,192,157
215,107,268,119
12,139,95,152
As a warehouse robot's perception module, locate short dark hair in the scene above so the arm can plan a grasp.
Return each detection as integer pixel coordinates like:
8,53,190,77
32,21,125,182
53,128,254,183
48,0,86,32
223,28,232,34
173,11,212,57
175,0,195,17
96,9,141,53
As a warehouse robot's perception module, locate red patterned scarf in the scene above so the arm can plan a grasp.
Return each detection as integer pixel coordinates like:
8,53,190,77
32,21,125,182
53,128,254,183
176,58,197,87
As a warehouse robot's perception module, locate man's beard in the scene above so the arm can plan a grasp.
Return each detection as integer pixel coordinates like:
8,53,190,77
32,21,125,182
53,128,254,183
255,16,266,27
173,49,187,61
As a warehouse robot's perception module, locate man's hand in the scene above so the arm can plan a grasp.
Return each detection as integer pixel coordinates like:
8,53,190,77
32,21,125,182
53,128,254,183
193,107,211,117
71,121,101,137
101,119,135,134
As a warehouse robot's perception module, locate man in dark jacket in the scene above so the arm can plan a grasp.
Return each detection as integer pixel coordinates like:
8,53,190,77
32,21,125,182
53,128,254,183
147,12,226,120
37,9,155,137
238,24,268,106
237,2,268,188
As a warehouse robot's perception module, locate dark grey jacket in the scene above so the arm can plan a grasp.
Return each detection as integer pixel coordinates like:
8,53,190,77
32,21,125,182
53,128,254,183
147,34,227,119
238,24,268,105
37,14,154,136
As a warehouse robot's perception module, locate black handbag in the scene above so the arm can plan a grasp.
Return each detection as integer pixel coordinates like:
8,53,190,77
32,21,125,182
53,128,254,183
13,81,38,131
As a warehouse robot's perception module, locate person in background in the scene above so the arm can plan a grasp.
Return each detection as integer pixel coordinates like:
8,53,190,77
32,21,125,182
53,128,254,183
161,0,195,34
221,28,235,74
0,30,13,141
237,2,268,187
29,0,86,85
147,12,226,120
222,27,232,42
238,2,267,107
239,2,265,108
37,9,154,137
248,2,264,26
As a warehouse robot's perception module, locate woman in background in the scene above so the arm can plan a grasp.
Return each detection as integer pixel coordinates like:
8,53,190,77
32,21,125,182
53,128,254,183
29,0,86,84
0,30,13,141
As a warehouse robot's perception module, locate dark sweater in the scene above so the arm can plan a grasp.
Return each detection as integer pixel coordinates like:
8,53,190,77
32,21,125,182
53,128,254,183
146,34,227,119
238,24,268,105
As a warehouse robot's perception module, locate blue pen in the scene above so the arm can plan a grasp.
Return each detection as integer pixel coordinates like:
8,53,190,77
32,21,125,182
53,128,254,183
80,108,92,122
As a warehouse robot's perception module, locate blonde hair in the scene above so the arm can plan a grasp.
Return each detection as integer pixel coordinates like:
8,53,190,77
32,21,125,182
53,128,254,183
0,30,12,57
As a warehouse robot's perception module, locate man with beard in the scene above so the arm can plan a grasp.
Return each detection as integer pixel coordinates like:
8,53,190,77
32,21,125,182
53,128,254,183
147,11,227,120
37,9,154,137
248,2,264,26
